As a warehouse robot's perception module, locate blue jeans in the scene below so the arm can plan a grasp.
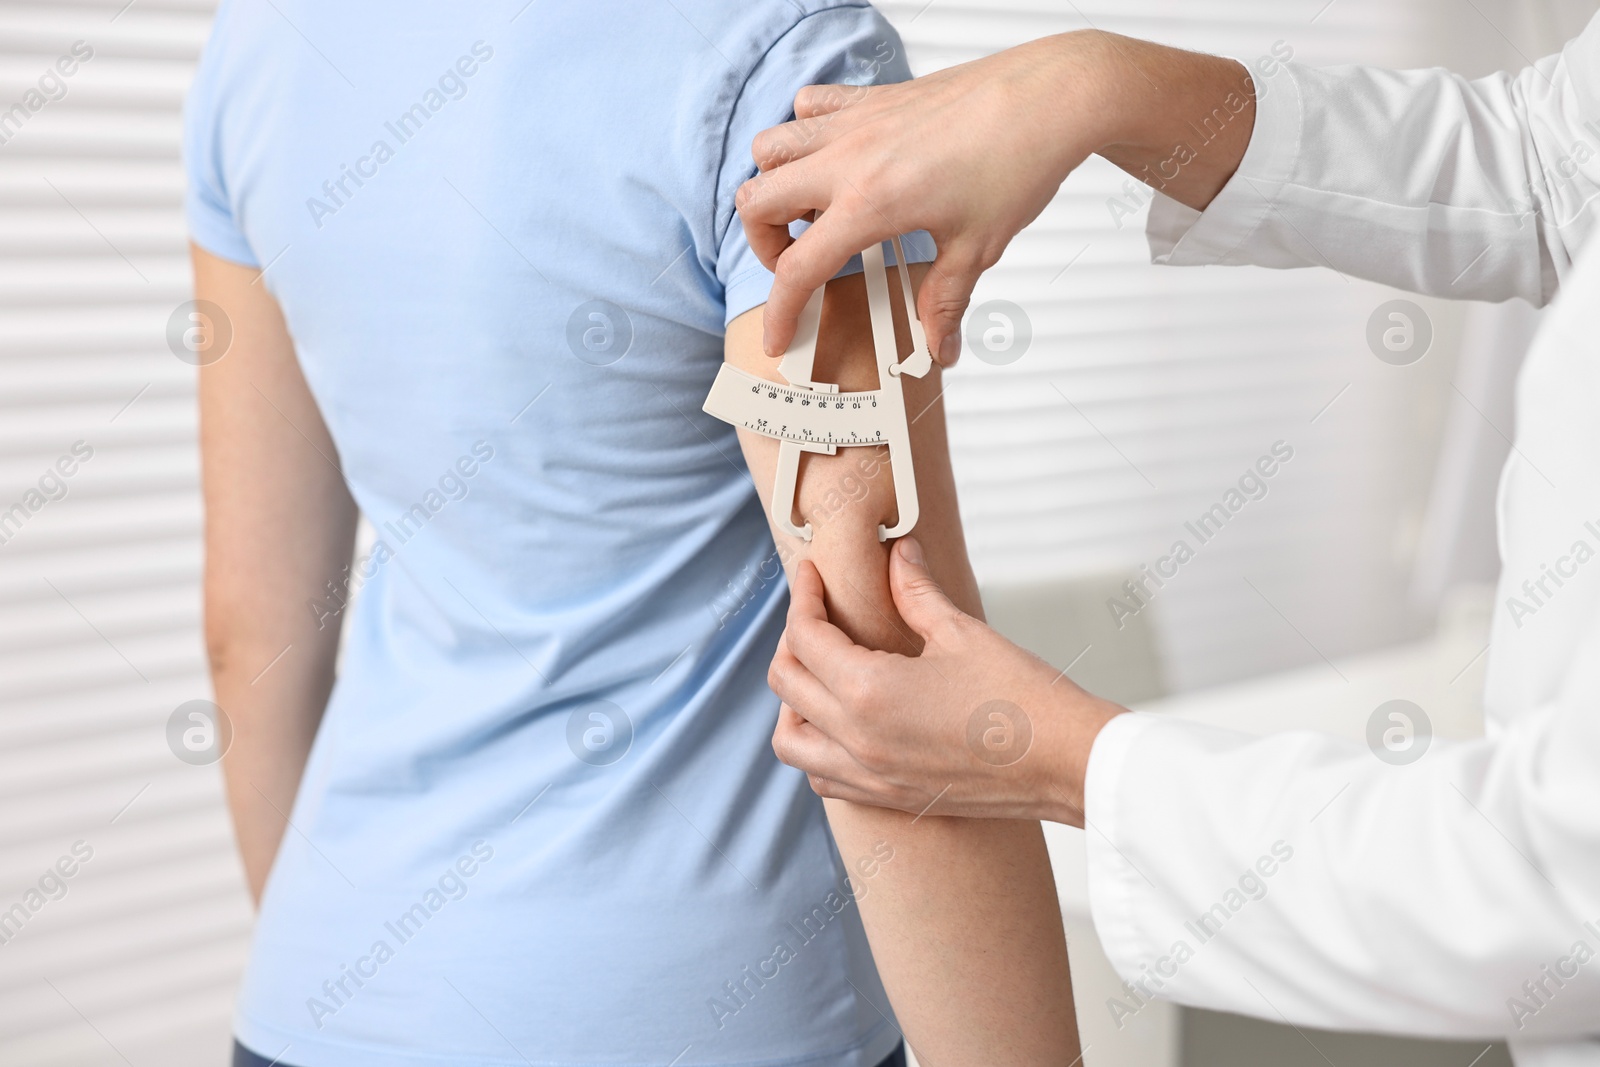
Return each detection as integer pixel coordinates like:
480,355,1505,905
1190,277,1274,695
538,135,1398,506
233,1041,908,1067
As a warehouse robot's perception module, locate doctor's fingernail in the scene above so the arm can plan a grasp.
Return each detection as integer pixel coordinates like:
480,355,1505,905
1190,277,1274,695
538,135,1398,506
938,332,961,365
897,537,924,567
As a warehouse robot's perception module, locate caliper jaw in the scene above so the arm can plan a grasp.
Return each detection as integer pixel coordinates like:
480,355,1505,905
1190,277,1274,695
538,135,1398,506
862,237,929,541
709,234,932,544
886,235,934,382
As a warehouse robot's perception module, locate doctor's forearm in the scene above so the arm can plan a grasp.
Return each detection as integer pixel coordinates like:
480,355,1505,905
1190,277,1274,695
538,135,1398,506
1082,33,1257,213
738,31,1254,360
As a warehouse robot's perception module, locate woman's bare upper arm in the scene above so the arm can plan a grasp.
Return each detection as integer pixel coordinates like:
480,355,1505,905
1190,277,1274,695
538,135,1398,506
723,263,983,650
193,245,356,656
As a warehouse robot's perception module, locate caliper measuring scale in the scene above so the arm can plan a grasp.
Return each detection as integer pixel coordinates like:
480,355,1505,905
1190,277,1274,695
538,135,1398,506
702,235,933,542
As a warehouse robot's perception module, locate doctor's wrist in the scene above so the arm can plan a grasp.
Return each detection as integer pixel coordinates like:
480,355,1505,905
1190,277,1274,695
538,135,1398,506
1082,35,1257,214
1037,687,1128,829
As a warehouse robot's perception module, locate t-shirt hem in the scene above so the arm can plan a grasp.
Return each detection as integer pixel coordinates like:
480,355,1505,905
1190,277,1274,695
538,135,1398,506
235,1014,902,1067
186,203,260,268
723,230,936,326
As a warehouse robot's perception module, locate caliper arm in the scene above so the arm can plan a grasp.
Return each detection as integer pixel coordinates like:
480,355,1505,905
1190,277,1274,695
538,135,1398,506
704,236,932,542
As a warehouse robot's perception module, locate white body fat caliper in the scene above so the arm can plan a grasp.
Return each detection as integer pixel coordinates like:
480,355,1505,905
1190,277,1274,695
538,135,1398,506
702,237,933,541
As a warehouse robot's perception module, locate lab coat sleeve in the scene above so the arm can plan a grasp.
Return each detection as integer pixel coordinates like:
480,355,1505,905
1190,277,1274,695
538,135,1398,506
1147,14,1600,306
1083,641,1600,1039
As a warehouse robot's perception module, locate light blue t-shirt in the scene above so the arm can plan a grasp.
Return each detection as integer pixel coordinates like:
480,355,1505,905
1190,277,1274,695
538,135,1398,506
184,3,917,1065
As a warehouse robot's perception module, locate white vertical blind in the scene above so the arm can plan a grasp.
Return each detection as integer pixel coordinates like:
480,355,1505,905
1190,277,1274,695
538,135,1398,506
0,0,248,1064
881,0,1481,692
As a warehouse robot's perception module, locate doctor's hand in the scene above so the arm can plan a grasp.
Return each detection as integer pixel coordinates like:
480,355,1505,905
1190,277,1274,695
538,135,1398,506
770,538,1127,827
737,31,1257,363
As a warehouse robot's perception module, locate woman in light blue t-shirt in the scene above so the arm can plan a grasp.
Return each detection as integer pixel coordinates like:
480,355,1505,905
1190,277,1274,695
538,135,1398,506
186,1,919,1064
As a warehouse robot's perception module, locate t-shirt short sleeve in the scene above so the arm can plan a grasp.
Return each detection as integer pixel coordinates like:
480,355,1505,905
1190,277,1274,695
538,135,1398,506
183,50,260,268
716,5,931,326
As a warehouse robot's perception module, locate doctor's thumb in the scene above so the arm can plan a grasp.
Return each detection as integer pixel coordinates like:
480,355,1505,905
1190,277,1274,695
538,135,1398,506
889,537,964,646
916,250,980,367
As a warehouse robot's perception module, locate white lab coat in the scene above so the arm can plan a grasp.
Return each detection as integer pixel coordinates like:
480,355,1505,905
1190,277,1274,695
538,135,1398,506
1085,15,1600,1066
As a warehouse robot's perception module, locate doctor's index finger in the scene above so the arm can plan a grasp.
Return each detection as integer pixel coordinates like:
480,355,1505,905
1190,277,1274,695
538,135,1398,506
783,561,872,684
736,163,829,271
785,559,829,625
767,637,844,733
751,112,842,173
749,85,883,175
761,209,893,356
794,82,885,121
771,705,862,788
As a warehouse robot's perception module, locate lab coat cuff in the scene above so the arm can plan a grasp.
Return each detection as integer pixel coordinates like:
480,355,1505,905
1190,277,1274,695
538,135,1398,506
1146,58,1307,266
1081,710,1167,979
